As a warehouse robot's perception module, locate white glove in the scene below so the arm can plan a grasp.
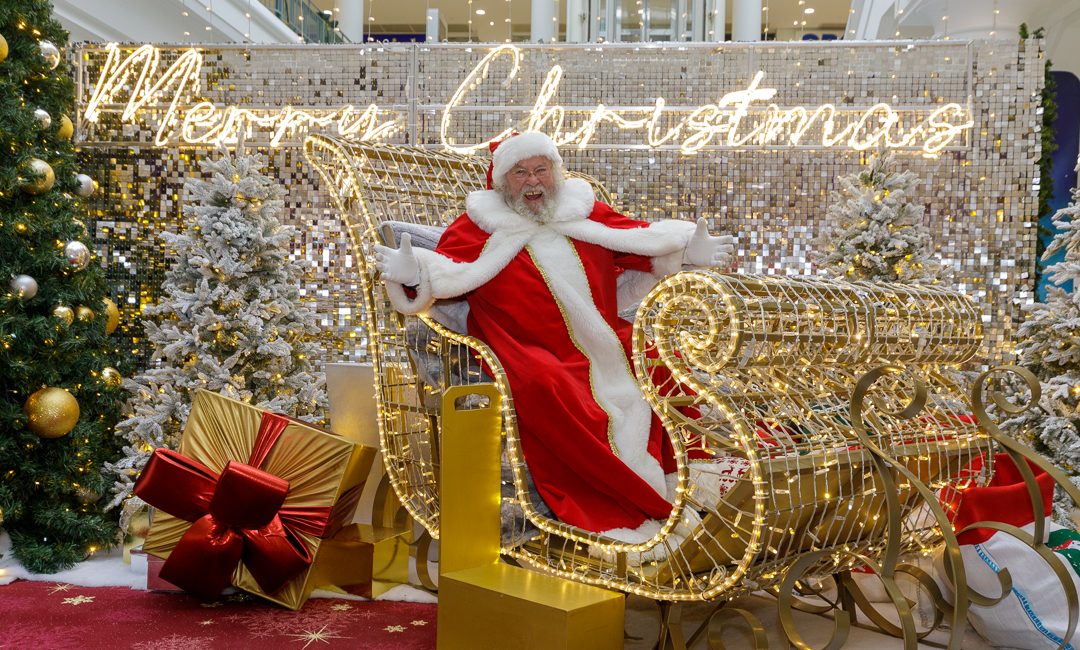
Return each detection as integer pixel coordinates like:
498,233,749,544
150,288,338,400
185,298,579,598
683,218,735,268
374,232,421,286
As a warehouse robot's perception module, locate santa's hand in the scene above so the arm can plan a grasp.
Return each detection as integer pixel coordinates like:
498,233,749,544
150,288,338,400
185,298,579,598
374,233,421,285
683,218,735,268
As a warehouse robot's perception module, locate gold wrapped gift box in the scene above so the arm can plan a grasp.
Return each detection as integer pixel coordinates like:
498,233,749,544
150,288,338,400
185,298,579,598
141,390,376,609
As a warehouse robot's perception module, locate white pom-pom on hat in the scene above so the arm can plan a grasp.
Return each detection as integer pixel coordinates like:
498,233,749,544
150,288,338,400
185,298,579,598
490,131,563,188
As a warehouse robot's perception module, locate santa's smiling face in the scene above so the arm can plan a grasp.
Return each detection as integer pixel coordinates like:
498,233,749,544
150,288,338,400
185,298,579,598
502,155,561,220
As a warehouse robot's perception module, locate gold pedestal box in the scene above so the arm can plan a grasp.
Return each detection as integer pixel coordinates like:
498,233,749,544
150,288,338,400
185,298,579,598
437,385,624,650
438,563,624,650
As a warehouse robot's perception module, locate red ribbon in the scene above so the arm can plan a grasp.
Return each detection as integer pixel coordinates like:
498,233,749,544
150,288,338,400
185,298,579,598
134,412,335,601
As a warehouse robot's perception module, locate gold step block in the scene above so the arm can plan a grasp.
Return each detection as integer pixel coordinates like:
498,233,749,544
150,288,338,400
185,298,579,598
315,523,412,599
438,562,624,650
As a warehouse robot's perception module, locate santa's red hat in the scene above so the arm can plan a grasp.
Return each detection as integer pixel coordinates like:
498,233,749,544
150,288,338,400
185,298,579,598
486,131,563,190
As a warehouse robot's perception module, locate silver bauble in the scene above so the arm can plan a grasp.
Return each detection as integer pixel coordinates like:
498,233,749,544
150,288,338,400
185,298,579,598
64,241,91,271
33,108,51,129
39,40,60,70
10,274,38,299
74,174,96,198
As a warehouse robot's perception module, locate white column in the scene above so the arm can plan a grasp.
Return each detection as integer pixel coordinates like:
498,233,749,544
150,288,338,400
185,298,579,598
566,0,587,42
730,0,760,41
532,0,558,43
337,0,365,43
704,0,726,41
426,8,446,42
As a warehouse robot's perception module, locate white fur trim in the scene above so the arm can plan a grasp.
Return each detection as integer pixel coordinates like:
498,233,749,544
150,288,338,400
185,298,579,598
382,264,435,315
465,178,595,234
592,508,699,564
417,233,533,300
526,230,668,498
491,131,563,186
553,217,696,258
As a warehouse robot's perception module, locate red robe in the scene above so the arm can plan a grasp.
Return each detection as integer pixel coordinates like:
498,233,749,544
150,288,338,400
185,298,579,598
388,178,696,535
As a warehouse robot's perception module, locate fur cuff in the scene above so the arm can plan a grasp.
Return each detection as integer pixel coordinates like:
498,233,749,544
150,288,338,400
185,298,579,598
383,264,435,315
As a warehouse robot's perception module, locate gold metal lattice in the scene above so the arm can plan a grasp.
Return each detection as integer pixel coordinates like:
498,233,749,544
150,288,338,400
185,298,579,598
303,136,1080,648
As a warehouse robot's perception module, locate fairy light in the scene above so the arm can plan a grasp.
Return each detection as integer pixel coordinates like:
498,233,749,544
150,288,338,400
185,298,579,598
441,45,973,156
84,44,399,147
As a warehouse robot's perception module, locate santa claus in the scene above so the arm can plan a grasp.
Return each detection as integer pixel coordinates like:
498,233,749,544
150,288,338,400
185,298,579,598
375,131,733,544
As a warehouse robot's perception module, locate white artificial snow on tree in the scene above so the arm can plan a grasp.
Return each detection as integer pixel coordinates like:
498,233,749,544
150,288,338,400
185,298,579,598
106,147,328,525
814,150,944,284
1006,157,1080,520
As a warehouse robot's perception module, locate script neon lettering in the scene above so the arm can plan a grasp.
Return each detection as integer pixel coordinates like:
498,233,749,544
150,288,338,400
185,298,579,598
84,44,399,147
441,45,973,156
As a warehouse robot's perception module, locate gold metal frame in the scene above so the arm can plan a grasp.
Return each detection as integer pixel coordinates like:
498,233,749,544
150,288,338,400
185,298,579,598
303,136,1080,648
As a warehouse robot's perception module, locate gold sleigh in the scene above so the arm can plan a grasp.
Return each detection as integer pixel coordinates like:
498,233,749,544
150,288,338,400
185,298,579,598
304,134,1080,647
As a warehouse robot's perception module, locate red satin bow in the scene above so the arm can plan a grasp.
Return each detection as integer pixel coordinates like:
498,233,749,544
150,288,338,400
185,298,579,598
134,412,334,601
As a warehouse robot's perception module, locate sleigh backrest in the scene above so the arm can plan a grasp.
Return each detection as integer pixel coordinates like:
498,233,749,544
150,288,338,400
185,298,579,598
302,136,613,540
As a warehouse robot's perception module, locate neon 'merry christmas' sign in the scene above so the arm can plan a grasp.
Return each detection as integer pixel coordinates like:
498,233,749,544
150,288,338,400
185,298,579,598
82,43,973,155
441,45,973,156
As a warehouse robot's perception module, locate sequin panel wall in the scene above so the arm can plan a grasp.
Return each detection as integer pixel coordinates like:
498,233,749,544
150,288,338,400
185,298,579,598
74,40,1042,364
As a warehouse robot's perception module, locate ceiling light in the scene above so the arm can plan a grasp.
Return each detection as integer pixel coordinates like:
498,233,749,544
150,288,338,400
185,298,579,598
476,9,486,15
804,8,814,14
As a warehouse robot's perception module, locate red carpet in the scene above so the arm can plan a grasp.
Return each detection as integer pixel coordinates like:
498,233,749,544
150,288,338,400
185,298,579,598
0,579,437,649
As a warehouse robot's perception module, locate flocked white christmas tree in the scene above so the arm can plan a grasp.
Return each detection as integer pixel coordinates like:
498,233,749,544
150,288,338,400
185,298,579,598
106,146,328,525
814,150,944,284
1005,157,1080,519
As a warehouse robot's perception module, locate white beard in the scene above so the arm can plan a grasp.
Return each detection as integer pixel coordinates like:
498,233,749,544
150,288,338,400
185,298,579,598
501,177,565,224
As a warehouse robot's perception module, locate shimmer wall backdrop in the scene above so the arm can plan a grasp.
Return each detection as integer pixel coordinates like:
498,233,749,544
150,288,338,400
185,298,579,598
73,40,1043,363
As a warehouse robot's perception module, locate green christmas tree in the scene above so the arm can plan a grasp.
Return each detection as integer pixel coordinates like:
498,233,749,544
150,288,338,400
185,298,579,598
813,150,944,284
0,1,126,572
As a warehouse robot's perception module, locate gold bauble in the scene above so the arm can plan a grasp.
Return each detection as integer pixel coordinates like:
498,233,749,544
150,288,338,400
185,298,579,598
23,387,80,439
75,305,95,322
53,305,75,326
103,298,120,335
57,115,74,140
101,367,122,387
0,33,8,64
20,158,55,195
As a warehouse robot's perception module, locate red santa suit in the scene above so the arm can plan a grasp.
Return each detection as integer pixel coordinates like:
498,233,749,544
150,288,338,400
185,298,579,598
385,177,697,539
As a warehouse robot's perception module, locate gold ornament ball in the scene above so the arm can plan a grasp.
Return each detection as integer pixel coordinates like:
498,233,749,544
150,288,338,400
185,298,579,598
53,305,75,326
76,305,95,322
0,33,7,63
103,298,120,334
23,387,80,439
20,158,55,195
57,114,74,140
101,367,122,387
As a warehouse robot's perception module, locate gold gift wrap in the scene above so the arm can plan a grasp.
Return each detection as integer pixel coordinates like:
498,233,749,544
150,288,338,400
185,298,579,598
142,390,376,609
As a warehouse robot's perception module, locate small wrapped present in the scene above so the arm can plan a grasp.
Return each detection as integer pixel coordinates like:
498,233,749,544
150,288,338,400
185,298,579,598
136,390,376,609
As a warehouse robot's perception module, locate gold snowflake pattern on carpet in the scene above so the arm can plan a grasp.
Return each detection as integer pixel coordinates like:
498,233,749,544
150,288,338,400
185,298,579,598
411,620,428,626
62,595,95,605
49,583,72,594
384,625,405,633
287,624,348,649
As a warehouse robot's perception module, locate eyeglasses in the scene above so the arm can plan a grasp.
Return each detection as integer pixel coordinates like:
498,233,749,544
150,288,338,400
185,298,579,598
510,166,552,181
